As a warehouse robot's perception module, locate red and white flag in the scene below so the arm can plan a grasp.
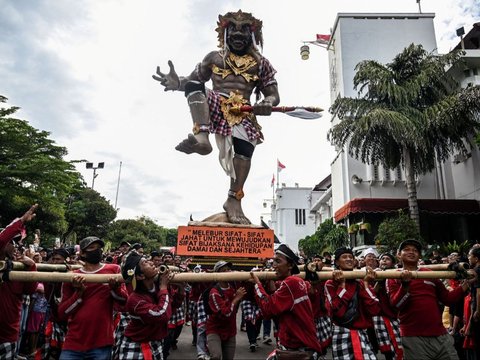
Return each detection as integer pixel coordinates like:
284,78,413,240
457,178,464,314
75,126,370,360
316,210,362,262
277,159,286,172
271,174,275,187
316,34,331,45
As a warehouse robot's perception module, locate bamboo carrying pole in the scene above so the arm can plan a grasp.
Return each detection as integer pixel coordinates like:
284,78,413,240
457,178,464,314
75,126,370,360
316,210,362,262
0,261,82,272
5,269,462,284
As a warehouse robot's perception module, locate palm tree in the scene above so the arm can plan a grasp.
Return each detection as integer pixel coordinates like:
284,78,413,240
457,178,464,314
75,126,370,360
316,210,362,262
328,44,480,228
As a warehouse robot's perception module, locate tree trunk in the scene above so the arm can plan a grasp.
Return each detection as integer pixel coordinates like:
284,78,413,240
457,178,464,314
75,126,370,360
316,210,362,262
403,148,421,230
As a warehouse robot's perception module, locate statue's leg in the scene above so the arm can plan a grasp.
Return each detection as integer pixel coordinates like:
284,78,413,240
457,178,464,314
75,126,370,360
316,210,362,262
223,137,254,225
175,81,212,155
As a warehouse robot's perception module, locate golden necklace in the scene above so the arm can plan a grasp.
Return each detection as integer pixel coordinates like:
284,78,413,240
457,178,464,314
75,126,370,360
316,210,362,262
212,53,258,82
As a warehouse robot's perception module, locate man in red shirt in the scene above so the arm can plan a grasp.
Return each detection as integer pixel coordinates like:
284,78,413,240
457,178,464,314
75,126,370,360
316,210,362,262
0,204,38,359
118,250,171,359
386,239,471,360
325,247,380,359
58,236,128,359
206,260,246,360
251,244,322,359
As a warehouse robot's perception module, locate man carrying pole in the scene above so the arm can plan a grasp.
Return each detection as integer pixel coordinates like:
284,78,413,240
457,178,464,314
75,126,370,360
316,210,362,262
0,204,38,359
386,239,472,360
57,236,128,359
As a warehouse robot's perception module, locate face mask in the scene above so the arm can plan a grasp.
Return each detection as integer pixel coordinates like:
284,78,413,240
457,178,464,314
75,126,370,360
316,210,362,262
83,248,103,264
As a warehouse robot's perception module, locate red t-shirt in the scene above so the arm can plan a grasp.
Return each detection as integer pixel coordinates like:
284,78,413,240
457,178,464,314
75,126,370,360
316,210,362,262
125,288,171,342
386,268,465,336
0,219,38,343
58,264,128,351
255,276,322,352
0,266,37,342
206,285,238,341
309,281,328,318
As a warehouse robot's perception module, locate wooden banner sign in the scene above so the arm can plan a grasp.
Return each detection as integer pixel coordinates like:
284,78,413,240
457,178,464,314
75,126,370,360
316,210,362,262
177,226,274,258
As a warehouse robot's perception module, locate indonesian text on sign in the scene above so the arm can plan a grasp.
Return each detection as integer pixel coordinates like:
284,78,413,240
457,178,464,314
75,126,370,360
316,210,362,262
177,226,274,258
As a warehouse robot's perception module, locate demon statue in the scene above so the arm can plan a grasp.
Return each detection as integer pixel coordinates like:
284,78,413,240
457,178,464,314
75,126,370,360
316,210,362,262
153,10,280,225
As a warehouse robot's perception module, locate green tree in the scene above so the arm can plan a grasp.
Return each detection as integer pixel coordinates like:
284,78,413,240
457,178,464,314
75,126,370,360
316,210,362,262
375,210,421,254
0,95,84,239
298,219,348,258
64,187,117,242
328,45,480,228
105,217,177,252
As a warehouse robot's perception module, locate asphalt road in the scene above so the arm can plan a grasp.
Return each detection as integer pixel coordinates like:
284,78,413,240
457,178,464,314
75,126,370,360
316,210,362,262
168,316,386,360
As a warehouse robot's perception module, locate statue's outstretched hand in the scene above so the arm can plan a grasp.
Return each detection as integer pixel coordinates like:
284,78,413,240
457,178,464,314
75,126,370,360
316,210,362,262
152,60,180,91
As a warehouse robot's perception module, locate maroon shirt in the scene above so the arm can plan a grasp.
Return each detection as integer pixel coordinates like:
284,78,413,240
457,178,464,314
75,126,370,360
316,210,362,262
206,286,238,341
325,279,381,329
254,276,322,352
125,287,171,342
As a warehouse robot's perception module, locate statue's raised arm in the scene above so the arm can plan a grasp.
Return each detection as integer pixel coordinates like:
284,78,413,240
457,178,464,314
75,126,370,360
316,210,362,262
152,10,280,225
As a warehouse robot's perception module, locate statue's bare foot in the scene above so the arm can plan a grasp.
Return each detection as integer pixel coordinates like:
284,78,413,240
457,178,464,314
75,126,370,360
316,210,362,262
223,197,251,225
175,133,212,155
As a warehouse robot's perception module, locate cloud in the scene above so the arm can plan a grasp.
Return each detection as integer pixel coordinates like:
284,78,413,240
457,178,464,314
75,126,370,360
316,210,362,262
0,1,97,137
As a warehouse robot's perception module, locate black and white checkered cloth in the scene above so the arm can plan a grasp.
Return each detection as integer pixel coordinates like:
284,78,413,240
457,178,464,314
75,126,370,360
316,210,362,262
168,305,185,327
331,325,376,360
373,316,403,358
241,300,261,322
188,300,197,325
196,298,207,327
113,313,130,360
0,342,16,359
315,316,332,348
39,320,67,359
118,336,164,360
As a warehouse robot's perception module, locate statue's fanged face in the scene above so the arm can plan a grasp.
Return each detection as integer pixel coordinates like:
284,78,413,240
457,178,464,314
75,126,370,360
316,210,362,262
226,21,252,54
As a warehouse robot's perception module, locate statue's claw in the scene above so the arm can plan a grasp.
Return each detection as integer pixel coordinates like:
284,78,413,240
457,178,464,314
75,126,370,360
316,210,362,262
175,134,212,155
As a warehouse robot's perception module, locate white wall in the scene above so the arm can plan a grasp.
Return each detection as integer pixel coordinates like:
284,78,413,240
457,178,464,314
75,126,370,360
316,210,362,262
329,13,444,216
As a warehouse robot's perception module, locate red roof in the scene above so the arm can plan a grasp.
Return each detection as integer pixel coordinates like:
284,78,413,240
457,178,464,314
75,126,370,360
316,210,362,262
334,198,480,222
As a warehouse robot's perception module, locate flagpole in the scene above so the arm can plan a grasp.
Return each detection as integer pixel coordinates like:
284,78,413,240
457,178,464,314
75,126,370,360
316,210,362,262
276,159,280,189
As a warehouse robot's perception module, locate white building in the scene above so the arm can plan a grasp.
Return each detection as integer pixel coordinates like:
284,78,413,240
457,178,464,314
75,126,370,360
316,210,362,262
268,184,325,252
327,13,480,246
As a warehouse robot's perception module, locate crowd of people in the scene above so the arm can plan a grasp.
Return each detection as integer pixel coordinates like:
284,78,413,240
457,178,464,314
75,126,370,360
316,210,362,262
1,205,480,360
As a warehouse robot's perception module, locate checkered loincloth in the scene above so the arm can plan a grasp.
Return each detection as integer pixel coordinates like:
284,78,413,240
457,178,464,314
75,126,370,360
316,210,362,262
113,313,130,359
188,300,198,325
0,342,16,359
241,300,262,322
373,316,403,358
206,56,277,142
118,337,164,360
196,298,207,327
331,325,376,360
315,316,332,349
168,306,185,328
207,91,262,141
38,320,67,359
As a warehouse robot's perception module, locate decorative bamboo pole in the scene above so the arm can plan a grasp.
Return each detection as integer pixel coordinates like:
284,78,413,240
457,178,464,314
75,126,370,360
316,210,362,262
5,269,461,284
0,261,82,272
0,261,181,273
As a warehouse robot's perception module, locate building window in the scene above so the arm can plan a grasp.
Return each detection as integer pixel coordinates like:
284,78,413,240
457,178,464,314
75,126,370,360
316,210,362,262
369,164,379,181
395,166,403,181
295,209,306,225
383,167,391,181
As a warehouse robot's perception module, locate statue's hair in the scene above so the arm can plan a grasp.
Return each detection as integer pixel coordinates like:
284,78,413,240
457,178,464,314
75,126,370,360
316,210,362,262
216,10,263,49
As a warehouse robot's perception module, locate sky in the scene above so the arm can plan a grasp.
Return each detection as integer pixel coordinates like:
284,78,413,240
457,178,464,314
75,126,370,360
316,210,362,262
1,0,478,228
